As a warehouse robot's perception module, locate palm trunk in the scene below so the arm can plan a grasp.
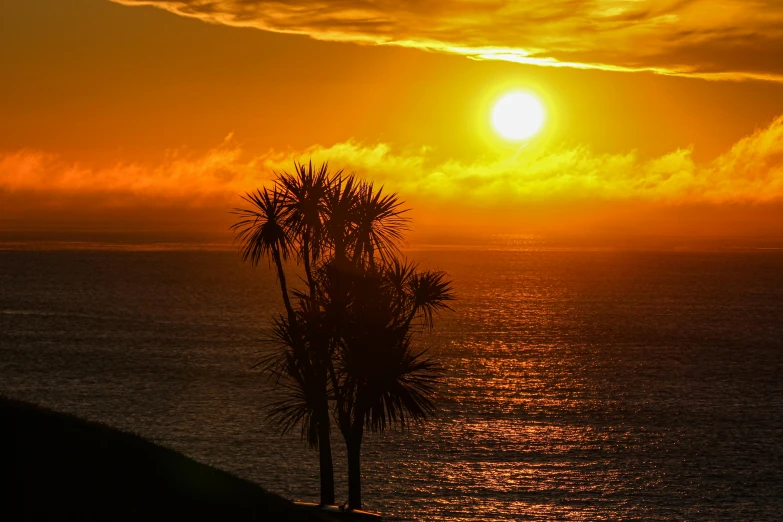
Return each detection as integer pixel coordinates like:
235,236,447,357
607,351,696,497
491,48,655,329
272,249,295,321
274,246,338,505
316,403,335,505
304,229,338,506
334,232,348,270
302,235,318,302
367,241,375,270
346,427,363,510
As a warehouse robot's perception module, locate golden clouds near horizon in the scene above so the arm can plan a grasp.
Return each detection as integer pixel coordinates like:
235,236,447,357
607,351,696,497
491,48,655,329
3,115,783,209
3,115,783,238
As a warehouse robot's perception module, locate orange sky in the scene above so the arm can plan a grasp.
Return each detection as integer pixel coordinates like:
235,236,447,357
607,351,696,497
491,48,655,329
2,0,783,244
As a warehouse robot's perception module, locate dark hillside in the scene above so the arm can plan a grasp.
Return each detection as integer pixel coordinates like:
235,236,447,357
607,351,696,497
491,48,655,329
1,396,324,521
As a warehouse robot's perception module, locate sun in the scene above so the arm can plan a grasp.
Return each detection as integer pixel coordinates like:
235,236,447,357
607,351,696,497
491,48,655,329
492,92,546,140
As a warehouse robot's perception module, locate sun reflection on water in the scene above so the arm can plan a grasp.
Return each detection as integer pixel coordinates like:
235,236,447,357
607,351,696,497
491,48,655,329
2,248,782,520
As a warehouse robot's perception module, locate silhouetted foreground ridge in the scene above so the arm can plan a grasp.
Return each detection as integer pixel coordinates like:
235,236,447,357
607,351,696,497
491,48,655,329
1,396,327,521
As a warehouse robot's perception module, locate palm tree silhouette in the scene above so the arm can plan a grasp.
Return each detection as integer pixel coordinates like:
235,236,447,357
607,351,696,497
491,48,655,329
232,183,335,505
326,263,452,509
232,162,453,511
277,162,337,504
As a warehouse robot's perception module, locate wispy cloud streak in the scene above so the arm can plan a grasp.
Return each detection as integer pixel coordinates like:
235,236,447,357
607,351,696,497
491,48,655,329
109,0,783,81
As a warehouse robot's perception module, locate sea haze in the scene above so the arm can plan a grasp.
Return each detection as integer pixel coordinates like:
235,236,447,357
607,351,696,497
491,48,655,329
1,245,782,520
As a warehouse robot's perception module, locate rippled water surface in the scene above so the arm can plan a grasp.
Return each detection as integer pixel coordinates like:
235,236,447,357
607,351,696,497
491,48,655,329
2,247,782,520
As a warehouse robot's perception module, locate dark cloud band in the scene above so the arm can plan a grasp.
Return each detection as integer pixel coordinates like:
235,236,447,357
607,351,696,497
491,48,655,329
110,0,783,81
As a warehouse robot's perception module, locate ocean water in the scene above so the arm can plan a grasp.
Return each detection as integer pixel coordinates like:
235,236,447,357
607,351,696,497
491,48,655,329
1,244,782,520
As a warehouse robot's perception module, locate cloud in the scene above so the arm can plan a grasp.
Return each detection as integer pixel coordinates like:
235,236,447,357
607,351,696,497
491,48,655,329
3,116,783,205
109,0,783,81
0,142,267,207
2,116,783,236
265,116,783,205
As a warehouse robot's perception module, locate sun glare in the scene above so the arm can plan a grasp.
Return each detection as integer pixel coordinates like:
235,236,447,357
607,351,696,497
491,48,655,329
492,92,545,140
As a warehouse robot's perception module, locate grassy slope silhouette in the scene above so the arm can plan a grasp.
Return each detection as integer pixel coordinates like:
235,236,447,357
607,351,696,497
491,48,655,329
2,396,326,521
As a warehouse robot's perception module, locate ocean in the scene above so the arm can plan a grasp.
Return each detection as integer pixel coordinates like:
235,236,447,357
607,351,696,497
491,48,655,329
1,243,782,520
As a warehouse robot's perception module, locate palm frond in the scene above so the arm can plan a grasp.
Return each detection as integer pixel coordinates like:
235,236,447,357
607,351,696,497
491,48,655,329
321,171,359,259
350,182,410,266
256,313,326,447
353,336,442,434
230,188,291,266
408,269,455,331
276,160,331,264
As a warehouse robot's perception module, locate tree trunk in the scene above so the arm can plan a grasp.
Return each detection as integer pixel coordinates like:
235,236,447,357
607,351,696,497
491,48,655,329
302,236,316,301
316,405,335,505
272,249,295,321
346,429,363,510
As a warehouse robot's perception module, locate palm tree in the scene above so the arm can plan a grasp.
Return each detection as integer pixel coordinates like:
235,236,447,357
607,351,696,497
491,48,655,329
326,263,453,509
232,181,337,505
275,162,336,505
232,164,453,511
